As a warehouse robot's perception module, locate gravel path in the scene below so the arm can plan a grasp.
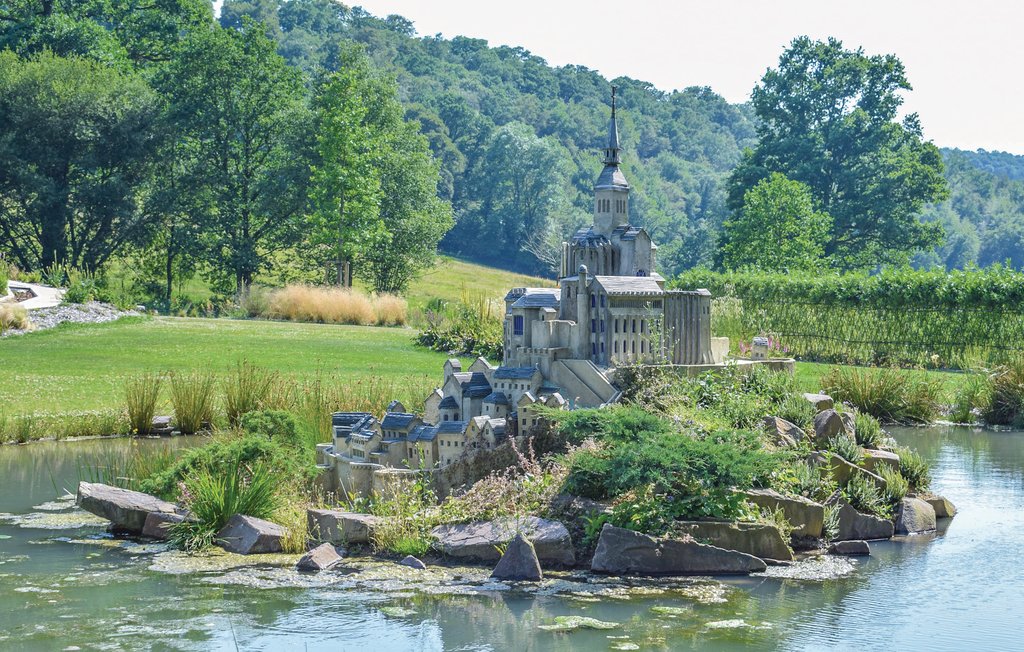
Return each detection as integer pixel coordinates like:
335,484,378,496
1,301,139,337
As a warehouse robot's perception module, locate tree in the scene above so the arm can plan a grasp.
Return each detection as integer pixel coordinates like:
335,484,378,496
720,173,832,272
0,50,162,271
161,21,313,293
728,37,948,270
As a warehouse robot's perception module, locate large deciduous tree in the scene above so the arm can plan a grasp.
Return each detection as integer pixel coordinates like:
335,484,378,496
728,37,948,270
0,50,162,271
162,21,313,293
720,173,832,272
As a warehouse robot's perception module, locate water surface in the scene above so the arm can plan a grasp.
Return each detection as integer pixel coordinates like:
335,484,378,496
1,427,1021,651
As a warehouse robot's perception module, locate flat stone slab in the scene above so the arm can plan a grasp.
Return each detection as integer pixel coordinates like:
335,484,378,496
896,497,936,535
590,524,766,576
142,511,185,540
76,482,178,535
490,533,542,581
673,520,793,561
297,543,343,571
744,488,825,540
829,540,870,556
833,501,894,541
216,514,287,554
803,393,834,411
307,509,381,545
861,449,900,473
431,516,575,566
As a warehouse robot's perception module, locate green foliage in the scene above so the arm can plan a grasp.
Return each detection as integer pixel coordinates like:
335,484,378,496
853,412,884,448
822,503,841,542
369,471,438,556
721,173,832,271
878,465,910,506
950,373,991,424
894,446,932,491
674,266,1024,370
169,371,217,435
124,373,163,435
822,366,943,424
773,460,835,503
843,473,889,519
828,434,864,466
984,360,1024,427
239,409,303,447
729,36,948,270
224,361,276,426
170,457,281,552
416,296,503,359
776,394,816,429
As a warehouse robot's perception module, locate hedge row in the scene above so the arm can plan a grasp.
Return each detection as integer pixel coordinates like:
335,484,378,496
672,267,1024,369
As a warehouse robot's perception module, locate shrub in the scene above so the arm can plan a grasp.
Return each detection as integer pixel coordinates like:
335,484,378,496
62,269,100,304
369,471,439,556
239,285,272,318
828,433,863,465
843,473,889,518
78,443,179,492
777,393,816,429
853,412,884,448
0,304,29,332
950,372,991,424
821,366,943,423
170,457,280,552
773,460,834,503
984,360,1024,427
125,373,163,435
894,446,931,491
878,465,909,506
267,284,375,325
822,504,841,542
224,361,276,426
170,371,216,435
416,295,502,358
371,294,407,326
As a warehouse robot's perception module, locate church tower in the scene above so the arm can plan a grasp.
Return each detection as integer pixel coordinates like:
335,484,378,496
594,87,630,236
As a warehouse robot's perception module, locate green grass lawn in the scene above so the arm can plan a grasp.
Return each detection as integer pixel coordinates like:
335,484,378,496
0,316,464,415
793,360,970,396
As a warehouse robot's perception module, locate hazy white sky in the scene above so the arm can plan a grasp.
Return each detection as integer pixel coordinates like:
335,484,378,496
348,0,1024,154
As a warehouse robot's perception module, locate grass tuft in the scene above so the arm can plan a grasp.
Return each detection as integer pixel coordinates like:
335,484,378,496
125,373,163,435
170,371,216,435
821,366,943,423
224,361,276,426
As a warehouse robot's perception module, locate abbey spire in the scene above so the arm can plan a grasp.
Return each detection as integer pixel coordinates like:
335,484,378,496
603,86,621,165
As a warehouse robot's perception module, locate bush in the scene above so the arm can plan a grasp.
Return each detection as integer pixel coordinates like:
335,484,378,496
62,269,101,304
984,360,1024,426
169,371,216,435
170,457,280,552
0,304,29,333
821,366,943,423
894,446,931,491
777,393,816,429
369,471,439,556
416,296,502,358
774,460,834,503
878,465,909,506
843,473,889,518
828,433,863,465
950,372,991,424
125,373,163,435
853,412,884,448
224,361,276,426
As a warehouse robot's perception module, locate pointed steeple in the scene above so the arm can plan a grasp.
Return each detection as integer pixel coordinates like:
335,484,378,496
603,86,621,165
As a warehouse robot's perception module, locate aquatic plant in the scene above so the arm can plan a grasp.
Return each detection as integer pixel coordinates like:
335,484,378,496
821,366,943,423
984,359,1024,427
169,371,216,435
949,372,991,424
223,361,275,426
124,373,163,435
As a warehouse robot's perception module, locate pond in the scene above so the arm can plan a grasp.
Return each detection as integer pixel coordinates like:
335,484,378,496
1,426,1022,651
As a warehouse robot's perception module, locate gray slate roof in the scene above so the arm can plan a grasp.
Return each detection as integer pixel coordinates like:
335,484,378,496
595,164,629,190
494,366,539,380
453,371,491,398
571,227,611,248
483,391,509,405
593,275,664,296
438,396,459,409
408,425,438,442
437,420,468,435
381,413,418,430
511,289,560,309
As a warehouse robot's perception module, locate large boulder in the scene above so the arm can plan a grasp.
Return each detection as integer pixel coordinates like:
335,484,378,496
590,524,766,576
307,509,381,545
813,409,847,447
833,501,895,541
76,482,178,534
490,533,543,581
744,489,825,541
895,497,937,535
142,511,185,540
431,516,575,566
925,495,957,519
673,520,792,561
216,514,287,554
296,543,342,571
828,540,870,556
763,416,804,448
803,393,834,411
861,449,901,473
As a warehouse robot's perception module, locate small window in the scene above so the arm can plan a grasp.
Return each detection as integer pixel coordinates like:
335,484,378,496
641,340,646,354
513,315,524,336
614,341,619,353
600,342,605,353
592,343,597,356
590,294,596,308
640,319,645,333
600,320,605,333
632,340,636,354
591,319,596,333
600,294,605,308
632,319,637,333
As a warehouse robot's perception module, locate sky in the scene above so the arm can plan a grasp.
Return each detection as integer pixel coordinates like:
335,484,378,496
344,0,1024,154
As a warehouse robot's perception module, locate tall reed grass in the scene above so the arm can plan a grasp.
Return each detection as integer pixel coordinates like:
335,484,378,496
125,374,163,435
224,361,276,426
255,284,407,327
170,371,216,434
821,366,944,424
0,410,128,443
0,303,30,332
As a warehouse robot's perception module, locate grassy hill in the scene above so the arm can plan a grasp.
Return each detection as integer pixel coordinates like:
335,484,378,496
390,257,555,314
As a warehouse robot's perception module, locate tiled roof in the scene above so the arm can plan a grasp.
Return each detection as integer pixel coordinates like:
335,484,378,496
453,371,491,398
494,366,539,380
593,275,663,296
611,225,645,241
437,420,468,435
381,412,418,430
332,412,374,429
571,227,611,248
483,391,509,405
511,289,560,309
595,164,629,190
438,396,459,409
408,425,438,442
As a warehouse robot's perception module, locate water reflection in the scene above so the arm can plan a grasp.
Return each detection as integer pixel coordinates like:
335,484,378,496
1,427,1023,651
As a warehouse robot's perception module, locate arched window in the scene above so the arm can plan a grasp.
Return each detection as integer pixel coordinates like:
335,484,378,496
636,269,647,277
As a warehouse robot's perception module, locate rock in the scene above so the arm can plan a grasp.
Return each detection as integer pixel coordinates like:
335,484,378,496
743,488,825,540
833,500,894,541
296,542,342,571
431,516,575,566
840,412,856,440
924,495,957,518
590,524,766,576
763,416,804,447
142,511,184,540
813,409,847,446
307,509,381,545
830,454,886,488
399,555,426,570
76,482,178,534
150,415,174,435
216,514,287,554
861,449,901,473
828,540,870,556
803,393,834,411
673,520,792,561
895,497,936,535
490,533,543,581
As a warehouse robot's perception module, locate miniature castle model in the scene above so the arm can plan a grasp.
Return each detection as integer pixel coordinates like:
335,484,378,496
319,91,725,497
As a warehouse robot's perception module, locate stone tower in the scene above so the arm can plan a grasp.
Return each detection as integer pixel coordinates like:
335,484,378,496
593,87,629,236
